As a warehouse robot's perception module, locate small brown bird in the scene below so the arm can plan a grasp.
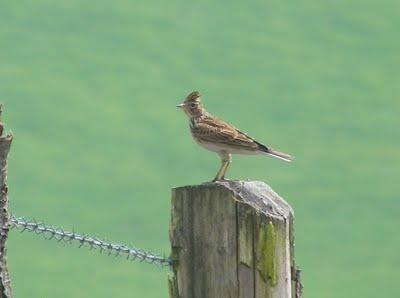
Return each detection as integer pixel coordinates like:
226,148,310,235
177,91,294,182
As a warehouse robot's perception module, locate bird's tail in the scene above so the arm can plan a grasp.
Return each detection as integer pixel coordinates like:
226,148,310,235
266,149,294,162
259,146,294,162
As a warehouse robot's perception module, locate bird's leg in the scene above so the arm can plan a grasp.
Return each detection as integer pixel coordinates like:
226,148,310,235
212,156,226,182
220,153,232,180
212,152,231,182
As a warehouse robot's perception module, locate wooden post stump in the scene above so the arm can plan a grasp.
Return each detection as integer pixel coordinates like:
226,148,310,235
0,107,13,298
168,181,302,298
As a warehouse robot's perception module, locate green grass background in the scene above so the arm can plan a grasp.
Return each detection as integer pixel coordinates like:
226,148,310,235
1,0,399,297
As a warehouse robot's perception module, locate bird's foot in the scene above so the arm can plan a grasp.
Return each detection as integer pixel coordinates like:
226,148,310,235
211,177,232,183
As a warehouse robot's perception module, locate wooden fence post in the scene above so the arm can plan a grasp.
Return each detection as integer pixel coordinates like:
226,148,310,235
168,181,302,298
0,107,13,298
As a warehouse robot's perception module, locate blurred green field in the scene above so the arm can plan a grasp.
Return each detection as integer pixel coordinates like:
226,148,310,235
1,0,399,297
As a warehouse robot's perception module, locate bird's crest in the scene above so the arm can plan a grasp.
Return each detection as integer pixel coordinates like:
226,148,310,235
185,91,201,102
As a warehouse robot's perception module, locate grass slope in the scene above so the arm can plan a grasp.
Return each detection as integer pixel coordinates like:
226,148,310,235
1,0,399,297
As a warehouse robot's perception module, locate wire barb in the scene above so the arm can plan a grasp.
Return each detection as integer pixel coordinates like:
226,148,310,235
8,215,172,268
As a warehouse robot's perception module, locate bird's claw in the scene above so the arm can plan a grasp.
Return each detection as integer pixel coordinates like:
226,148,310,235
211,178,231,183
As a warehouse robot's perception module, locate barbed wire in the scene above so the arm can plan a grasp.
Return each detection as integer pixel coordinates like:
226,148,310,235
8,215,172,268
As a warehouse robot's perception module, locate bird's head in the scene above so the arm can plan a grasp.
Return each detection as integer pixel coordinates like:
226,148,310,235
177,91,205,118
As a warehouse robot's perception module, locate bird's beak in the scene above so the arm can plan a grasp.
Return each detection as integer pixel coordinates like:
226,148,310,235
176,103,185,108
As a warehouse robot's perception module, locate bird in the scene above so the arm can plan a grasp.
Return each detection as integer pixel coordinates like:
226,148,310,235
177,91,294,182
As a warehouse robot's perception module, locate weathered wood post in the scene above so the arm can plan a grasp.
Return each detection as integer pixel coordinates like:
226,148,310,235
0,106,13,298
169,181,302,298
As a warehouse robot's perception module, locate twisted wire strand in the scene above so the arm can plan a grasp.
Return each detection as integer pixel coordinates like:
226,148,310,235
8,215,172,267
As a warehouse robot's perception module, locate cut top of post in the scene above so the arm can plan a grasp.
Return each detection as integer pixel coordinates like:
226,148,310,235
174,180,294,220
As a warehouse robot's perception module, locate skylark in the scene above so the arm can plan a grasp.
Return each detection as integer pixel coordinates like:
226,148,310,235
177,91,294,182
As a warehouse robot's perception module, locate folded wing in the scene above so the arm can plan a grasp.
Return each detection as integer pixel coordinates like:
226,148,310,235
192,117,261,152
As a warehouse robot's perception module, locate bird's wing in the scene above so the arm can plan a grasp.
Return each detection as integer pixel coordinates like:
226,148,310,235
192,116,262,151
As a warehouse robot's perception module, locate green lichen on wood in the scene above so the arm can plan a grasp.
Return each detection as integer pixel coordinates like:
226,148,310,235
257,220,277,286
170,196,181,233
168,274,179,298
238,235,253,267
237,205,253,267
170,194,182,273
170,246,181,272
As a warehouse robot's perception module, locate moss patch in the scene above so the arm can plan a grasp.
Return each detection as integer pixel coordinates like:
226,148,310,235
168,273,179,298
170,246,181,272
257,221,277,286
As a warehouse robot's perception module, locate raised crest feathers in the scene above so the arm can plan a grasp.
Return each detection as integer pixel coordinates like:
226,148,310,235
185,91,201,102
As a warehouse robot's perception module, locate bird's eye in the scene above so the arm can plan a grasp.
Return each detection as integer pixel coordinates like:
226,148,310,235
190,103,197,108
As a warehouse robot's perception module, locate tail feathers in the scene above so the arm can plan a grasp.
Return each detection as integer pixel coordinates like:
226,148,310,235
261,148,294,162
